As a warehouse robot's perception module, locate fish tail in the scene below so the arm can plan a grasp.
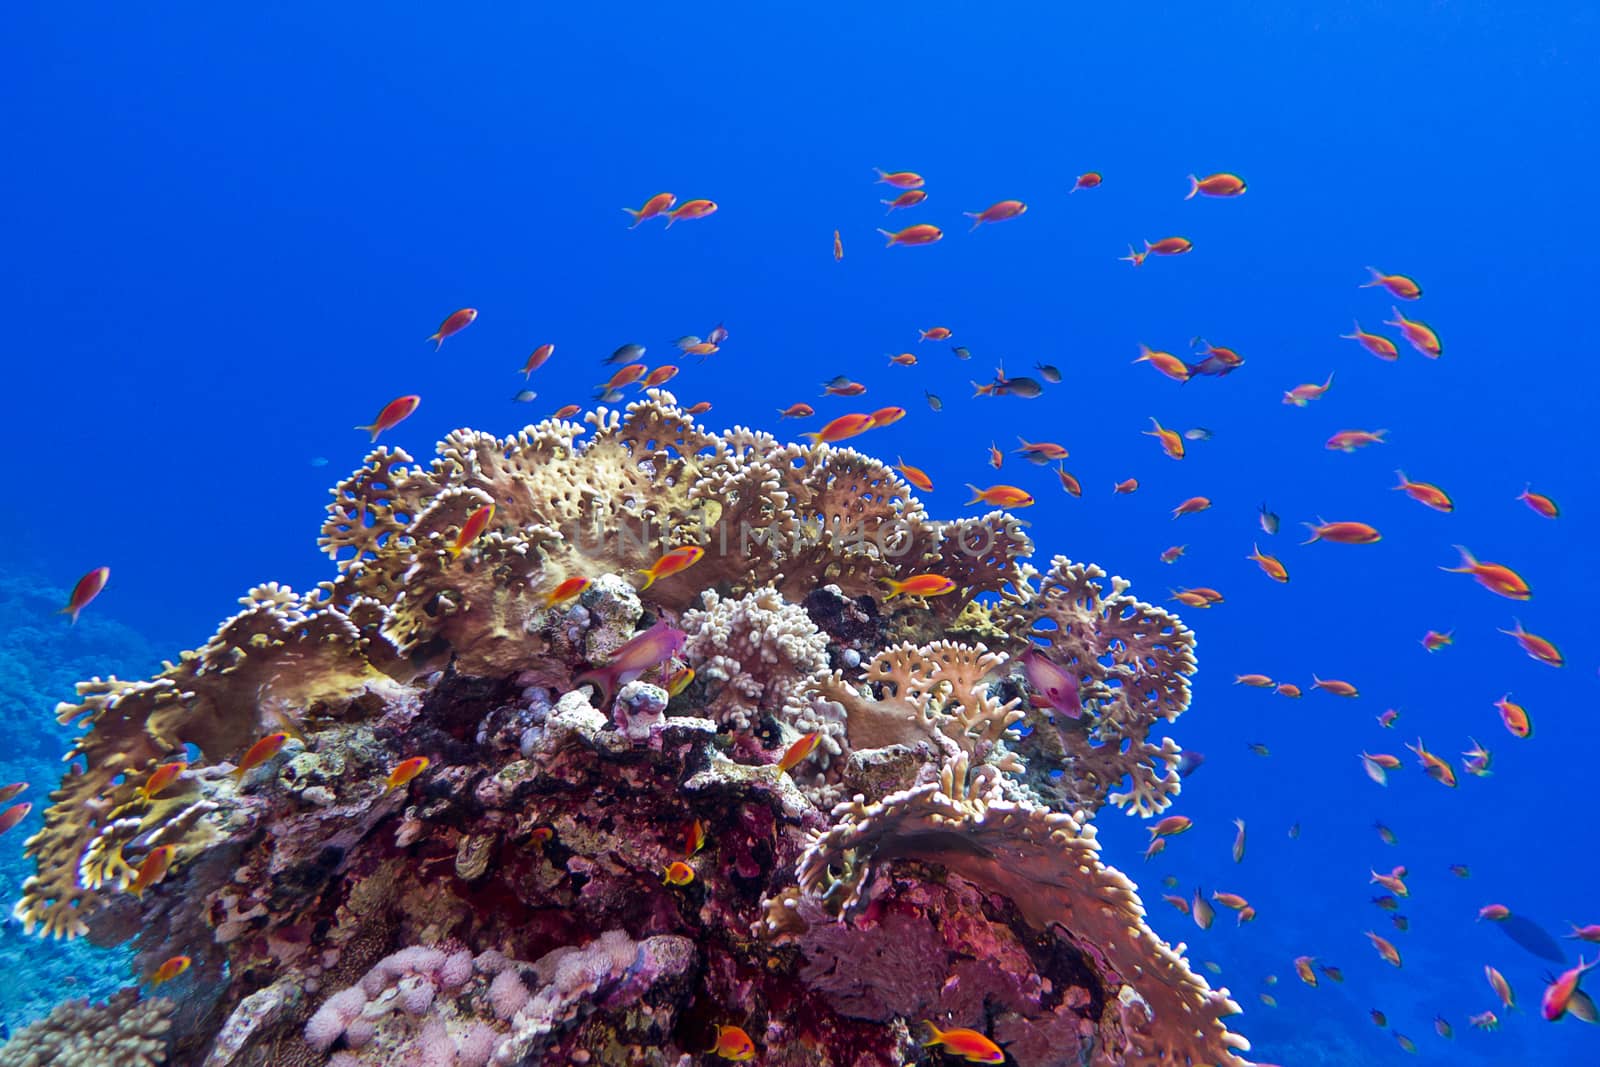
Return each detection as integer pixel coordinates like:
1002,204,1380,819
1393,470,1409,489
573,668,614,709
58,605,80,626
1185,175,1199,200
1440,544,1477,572
1342,319,1362,339
622,207,644,228
965,484,985,505
446,544,463,561
353,423,379,442
1360,266,1381,287
637,568,657,591
801,432,822,444
1299,523,1322,545
919,1021,943,1047
876,228,897,246
879,577,903,601
965,213,982,232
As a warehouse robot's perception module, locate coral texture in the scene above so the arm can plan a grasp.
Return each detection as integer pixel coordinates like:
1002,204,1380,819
0,987,172,1067
3,393,1243,1067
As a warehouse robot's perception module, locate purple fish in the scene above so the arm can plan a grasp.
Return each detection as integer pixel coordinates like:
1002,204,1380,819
1022,649,1080,719
574,620,686,708
1177,750,1206,777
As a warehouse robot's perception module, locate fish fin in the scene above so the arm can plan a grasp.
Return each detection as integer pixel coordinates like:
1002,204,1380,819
965,484,984,505
1299,523,1322,545
1360,266,1381,287
875,228,897,246
1393,470,1409,489
919,1021,942,1047
1185,175,1198,200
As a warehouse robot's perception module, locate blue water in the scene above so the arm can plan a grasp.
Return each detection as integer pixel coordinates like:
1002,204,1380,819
4,3,1597,1063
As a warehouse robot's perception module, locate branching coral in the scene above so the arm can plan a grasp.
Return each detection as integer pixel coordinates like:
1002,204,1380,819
5,392,1246,1067
0,987,173,1067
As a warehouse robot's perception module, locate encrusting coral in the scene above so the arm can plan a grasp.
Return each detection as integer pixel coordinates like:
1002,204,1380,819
4,391,1251,1066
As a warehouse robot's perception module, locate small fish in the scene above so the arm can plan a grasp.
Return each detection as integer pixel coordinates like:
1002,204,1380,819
1479,904,1512,922
707,1025,756,1062
869,406,906,428
1171,590,1212,608
663,665,695,698
1276,683,1302,698
544,576,590,608
1161,545,1188,565
0,782,26,804
1377,708,1399,727
572,620,689,709
803,413,876,444
877,223,943,247
1232,819,1246,863
1184,339,1245,378
638,546,705,591
777,732,823,774
1014,437,1069,462
1144,418,1185,460
1567,924,1600,943
552,404,581,419
1144,838,1167,861
1440,545,1530,599
919,1021,1003,1064
1321,965,1345,983
951,345,972,360
623,192,676,227
1342,320,1400,361
665,199,717,227
894,458,935,493
1176,750,1205,777
1055,466,1082,498
1150,815,1193,839
1486,965,1516,1010
882,189,928,212
1421,629,1454,651
355,395,421,442
1301,519,1381,545
920,327,953,342
1259,993,1277,1007
1212,891,1249,911
965,199,1028,230
1361,267,1422,300
1542,958,1598,1021
602,364,649,391
1184,427,1213,441
138,762,186,801
663,861,696,886
1360,753,1390,787
1282,372,1335,406
1246,743,1270,757
1113,478,1139,495
881,574,957,600
889,352,918,366
986,442,1004,469
874,168,925,189
1394,1032,1417,1054
60,566,111,624
1288,822,1301,839
1371,1009,1388,1027
1494,693,1532,738
606,343,647,364
511,390,537,403
1255,504,1280,536
1469,1011,1499,1031
684,819,706,857
1235,674,1274,687
149,955,192,986
833,229,843,261
449,503,495,560
1518,485,1560,519
997,376,1043,398
1035,362,1061,383
1247,544,1288,582
1450,864,1472,878
1499,618,1563,667
820,379,868,397
685,401,713,415
1192,888,1215,930
1385,306,1442,357
427,308,477,350
130,844,176,898
1071,172,1102,192
1203,961,1222,975
0,802,31,837
385,756,430,792
1312,675,1359,697
1186,173,1246,198
966,484,1034,508
1326,428,1388,452
1366,931,1403,967
640,365,679,389
1022,650,1082,721
1373,894,1400,911
1134,346,1192,382
1294,957,1318,987
1407,737,1458,787
521,343,555,377
1163,893,1191,915
1144,236,1193,256
778,403,815,419
1374,822,1397,846
233,733,290,780
924,391,943,412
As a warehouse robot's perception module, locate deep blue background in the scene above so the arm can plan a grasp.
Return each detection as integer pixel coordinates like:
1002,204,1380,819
3,3,1597,1062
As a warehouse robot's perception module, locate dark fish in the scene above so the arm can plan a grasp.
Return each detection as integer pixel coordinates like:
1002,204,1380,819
1258,504,1280,536
1035,362,1062,383
1176,750,1205,777
952,345,972,360
707,323,729,346
606,343,647,364
925,390,943,412
1497,914,1566,963
512,390,537,403
1183,427,1213,441
1288,822,1301,839
999,377,1044,398
823,375,852,387
672,336,702,352
594,388,624,403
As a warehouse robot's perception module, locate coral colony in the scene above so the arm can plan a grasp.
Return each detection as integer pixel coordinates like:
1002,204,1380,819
1,392,1248,1066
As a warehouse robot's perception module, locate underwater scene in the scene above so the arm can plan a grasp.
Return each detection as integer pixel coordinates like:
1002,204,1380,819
2,3,1596,1065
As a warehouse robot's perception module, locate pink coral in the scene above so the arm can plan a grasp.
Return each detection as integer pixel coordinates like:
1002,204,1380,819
411,1018,457,1067
398,973,436,1015
439,948,474,991
488,969,530,1020
304,985,368,1052
457,1022,499,1067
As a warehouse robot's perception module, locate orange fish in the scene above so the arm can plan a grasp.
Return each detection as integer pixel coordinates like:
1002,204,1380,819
638,546,704,591
1014,437,1069,462
1171,496,1211,519
777,732,823,774
803,413,876,444
1421,629,1454,652
1377,708,1399,727
1171,590,1212,608
427,308,477,350
966,484,1034,508
1161,545,1188,565
1236,674,1274,687
1301,519,1381,545
544,576,590,608
1144,838,1167,861
1440,545,1530,599
0,801,31,836
552,404,581,419
877,223,943,247
707,1024,756,1061
602,364,648,391
449,503,495,560
874,169,925,189
385,756,430,792
1486,965,1516,1010
1247,544,1288,582
1276,683,1302,698
1500,618,1563,667
1517,485,1559,519
1212,891,1249,910
778,403,815,419
921,1021,1004,1064
1144,418,1185,460
881,189,929,212
1186,173,1247,198
1313,676,1359,697
1494,693,1532,738
149,954,191,986
1071,172,1102,192
889,352,918,366
1134,345,1192,382
881,574,957,600
1282,373,1335,406
0,782,26,804
1366,931,1403,967
1407,737,1457,787
1361,267,1422,300
1187,586,1224,603
1341,321,1400,361
665,666,695,697
663,861,696,886
681,341,719,358
1162,893,1191,915
60,566,111,625
821,378,868,397
833,229,843,261
1326,429,1387,452
1294,956,1318,987
130,844,176,898
1113,478,1139,495
521,343,555,377
1149,814,1193,838
640,365,679,389
1055,467,1082,497
138,761,186,801
1371,866,1409,896
919,327,953,342
684,819,706,857
987,443,1003,469
623,192,676,227
1392,471,1453,513
1542,957,1598,1021
1145,236,1193,256
965,199,1028,230
894,459,934,493
665,199,717,227
1479,904,1512,922
233,733,289,780
356,395,421,442
1385,306,1441,357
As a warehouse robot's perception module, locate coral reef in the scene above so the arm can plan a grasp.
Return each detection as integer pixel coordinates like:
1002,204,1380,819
0,987,172,1067
2,393,1247,1065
